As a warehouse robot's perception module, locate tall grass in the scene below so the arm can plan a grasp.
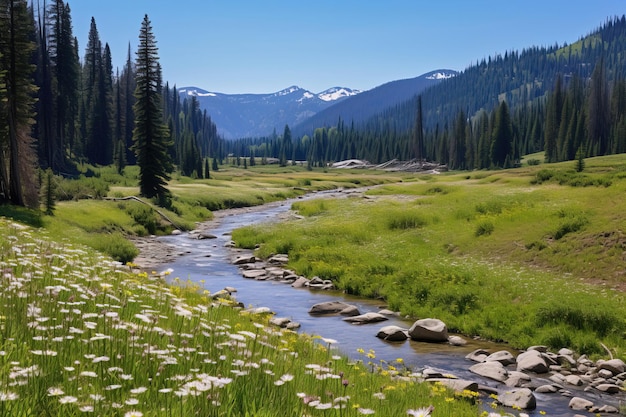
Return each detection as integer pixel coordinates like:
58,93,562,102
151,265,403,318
233,158,626,356
0,217,479,416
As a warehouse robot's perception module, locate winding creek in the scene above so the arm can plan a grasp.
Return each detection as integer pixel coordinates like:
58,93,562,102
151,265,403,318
156,190,624,417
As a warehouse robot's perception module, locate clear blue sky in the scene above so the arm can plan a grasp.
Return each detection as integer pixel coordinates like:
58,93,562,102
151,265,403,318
68,0,624,94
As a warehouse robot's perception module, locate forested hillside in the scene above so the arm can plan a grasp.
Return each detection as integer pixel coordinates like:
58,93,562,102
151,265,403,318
0,0,221,209
226,16,626,170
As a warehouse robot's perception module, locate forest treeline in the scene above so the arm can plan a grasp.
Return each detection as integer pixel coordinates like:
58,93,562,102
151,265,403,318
226,16,626,169
0,0,220,208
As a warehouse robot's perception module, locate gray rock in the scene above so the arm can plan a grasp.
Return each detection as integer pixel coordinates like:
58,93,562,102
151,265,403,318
408,318,448,342
535,384,559,393
568,396,594,411
246,307,273,315
465,349,489,363
224,286,237,293
469,361,509,383
268,254,289,264
286,321,301,330
376,325,408,342
269,317,292,328
338,305,361,316
598,404,620,413
498,388,536,410
598,359,626,375
211,289,231,299
485,350,516,366
527,345,548,352
516,350,549,374
505,371,531,388
377,309,400,316
565,375,583,386
308,301,354,315
291,277,309,288
595,383,621,394
197,231,217,239
428,378,478,393
233,255,256,265
343,312,388,324
447,335,467,346
242,269,267,279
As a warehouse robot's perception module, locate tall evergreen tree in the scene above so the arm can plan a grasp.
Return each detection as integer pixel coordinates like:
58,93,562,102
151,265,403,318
0,0,39,207
47,0,78,167
490,101,513,167
413,95,424,161
132,14,172,202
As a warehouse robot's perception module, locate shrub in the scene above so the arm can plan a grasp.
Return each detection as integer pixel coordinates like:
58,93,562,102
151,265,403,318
526,158,541,166
475,219,494,236
552,209,588,240
56,176,110,200
387,212,428,230
91,232,139,263
125,203,159,235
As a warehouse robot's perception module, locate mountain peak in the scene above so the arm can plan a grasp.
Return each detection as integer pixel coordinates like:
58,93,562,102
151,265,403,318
425,70,457,80
318,87,361,102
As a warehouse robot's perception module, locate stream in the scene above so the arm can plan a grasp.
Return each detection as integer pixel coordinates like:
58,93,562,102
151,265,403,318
158,191,622,417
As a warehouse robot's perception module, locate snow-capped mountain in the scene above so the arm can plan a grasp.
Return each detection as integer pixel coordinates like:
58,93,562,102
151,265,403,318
178,85,360,139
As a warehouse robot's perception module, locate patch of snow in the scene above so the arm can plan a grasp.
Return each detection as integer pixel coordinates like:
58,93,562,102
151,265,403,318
297,91,315,103
318,87,360,102
275,86,301,97
426,72,456,80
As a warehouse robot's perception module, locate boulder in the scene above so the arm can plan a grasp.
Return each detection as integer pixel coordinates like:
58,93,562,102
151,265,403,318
308,301,354,315
598,359,626,375
376,325,409,342
343,312,388,324
565,375,583,386
268,254,289,264
223,286,237,293
427,378,478,393
504,371,531,388
338,305,361,317
246,307,273,315
498,388,536,410
447,335,467,346
233,255,256,265
211,289,231,299
269,317,292,328
595,383,621,394
485,350,516,366
242,269,267,279
516,350,549,374
535,384,558,393
465,349,490,363
377,309,400,317
197,232,217,240
291,277,309,288
285,321,301,330
469,361,509,383
569,397,594,411
408,318,448,342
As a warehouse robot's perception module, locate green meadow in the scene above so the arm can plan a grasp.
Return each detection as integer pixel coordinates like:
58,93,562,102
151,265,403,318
0,217,478,416
233,155,626,357
1,157,626,415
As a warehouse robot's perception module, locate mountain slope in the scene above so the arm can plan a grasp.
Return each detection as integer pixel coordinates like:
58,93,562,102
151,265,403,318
292,69,457,136
178,86,360,139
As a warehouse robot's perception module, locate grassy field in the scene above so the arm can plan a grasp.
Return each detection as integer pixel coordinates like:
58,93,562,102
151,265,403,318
0,217,479,416
233,155,626,357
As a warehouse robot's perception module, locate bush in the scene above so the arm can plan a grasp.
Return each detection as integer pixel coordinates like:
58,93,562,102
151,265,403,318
125,204,159,235
387,212,428,230
552,209,588,240
526,159,541,166
91,232,139,264
475,219,494,236
56,176,109,200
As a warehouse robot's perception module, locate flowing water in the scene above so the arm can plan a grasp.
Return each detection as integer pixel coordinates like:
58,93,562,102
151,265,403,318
158,192,623,417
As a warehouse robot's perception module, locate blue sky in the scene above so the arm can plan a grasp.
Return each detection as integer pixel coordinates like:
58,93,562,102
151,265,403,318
68,0,624,94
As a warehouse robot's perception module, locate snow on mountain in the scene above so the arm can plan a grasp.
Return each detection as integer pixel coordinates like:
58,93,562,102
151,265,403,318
425,71,456,80
179,87,218,97
318,87,361,102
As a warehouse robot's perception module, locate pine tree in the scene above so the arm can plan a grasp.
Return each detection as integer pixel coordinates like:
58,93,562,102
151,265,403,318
490,101,513,167
0,0,39,207
132,14,172,203
42,168,56,214
413,95,424,161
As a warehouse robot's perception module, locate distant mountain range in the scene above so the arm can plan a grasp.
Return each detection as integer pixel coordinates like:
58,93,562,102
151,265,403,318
178,85,360,139
179,69,457,139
